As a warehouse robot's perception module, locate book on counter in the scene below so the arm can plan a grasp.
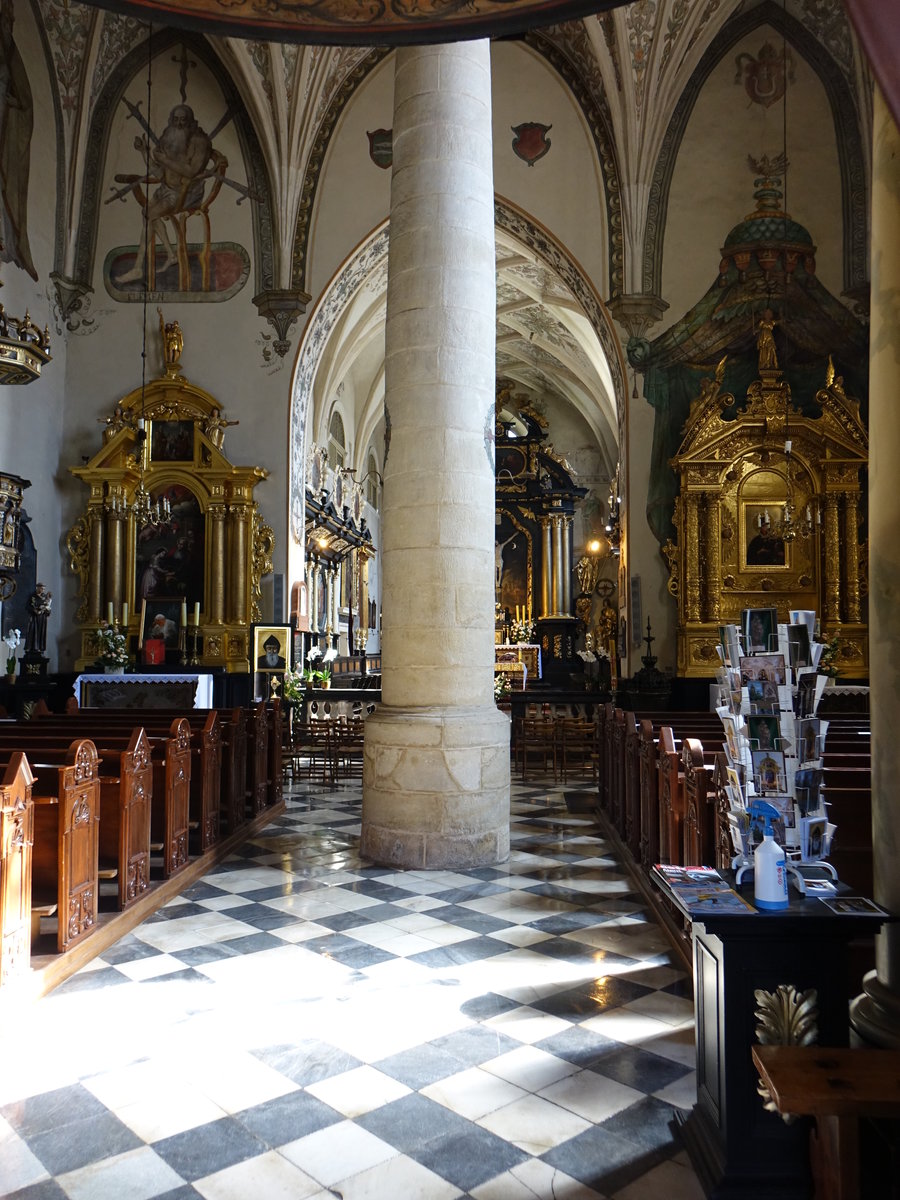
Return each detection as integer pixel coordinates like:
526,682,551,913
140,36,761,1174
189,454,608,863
651,864,757,914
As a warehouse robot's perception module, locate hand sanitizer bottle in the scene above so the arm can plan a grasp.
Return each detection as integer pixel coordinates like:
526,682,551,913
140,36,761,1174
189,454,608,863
754,803,789,910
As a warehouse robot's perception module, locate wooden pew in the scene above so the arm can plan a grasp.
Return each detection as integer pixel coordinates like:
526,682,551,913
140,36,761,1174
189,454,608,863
37,708,221,855
681,737,725,867
3,725,154,913
29,739,100,953
6,720,190,882
0,752,35,984
246,702,269,815
752,1045,900,1200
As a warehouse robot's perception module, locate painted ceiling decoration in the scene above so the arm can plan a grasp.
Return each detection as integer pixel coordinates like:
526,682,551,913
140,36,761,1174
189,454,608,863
84,0,633,46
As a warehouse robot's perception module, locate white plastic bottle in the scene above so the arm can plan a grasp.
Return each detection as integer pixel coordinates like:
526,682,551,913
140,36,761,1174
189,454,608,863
755,817,789,910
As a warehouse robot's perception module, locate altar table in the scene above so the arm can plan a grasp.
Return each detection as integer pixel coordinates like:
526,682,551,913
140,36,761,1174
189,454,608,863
75,672,214,709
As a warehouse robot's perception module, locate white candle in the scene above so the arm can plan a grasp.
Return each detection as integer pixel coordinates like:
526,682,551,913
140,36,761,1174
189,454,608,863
122,602,128,628
107,601,114,626
181,600,187,627
784,439,792,455
193,601,200,626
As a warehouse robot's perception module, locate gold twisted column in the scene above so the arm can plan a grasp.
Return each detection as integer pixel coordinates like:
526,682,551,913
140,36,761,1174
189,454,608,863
842,492,861,623
87,506,105,623
104,506,126,618
208,504,226,624
823,493,841,622
227,503,250,624
685,493,701,623
704,493,721,621
540,518,552,618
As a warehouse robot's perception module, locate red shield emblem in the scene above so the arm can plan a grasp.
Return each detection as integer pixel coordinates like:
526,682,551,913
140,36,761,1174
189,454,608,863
367,128,393,169
511,122,552,166
734,43,794,109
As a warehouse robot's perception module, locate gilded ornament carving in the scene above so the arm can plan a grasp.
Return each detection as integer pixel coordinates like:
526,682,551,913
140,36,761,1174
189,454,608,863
661,538,678,597
250,512,275,624
66,514,92,622
754,984,818,1123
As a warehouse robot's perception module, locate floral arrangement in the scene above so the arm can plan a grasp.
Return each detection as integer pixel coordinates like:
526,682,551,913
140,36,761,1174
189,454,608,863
509,620,536,644
816,633,841,678
303,644,338,686
4,628,21,675
281,668,306,702
95,622,129,669
494,673,511,702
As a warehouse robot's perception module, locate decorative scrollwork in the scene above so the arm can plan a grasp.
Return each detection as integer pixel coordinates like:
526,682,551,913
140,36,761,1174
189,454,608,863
661,538,678,597
754,984,819,1123
250,509,275,624
66,514,91,622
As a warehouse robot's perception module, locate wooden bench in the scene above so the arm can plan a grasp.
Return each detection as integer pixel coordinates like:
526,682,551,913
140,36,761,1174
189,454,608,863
37,708,222,855
2,726,154,913
0,752,35,984
752,1044,900,1200
29,739,100,953
5,720,191,882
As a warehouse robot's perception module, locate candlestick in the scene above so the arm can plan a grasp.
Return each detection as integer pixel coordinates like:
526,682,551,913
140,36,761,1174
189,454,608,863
139,598,146,648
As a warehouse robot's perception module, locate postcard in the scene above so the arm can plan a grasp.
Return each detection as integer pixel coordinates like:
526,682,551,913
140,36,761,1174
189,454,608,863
820,896,888,917
751,748,787,794
740,654,786,687
799,814,828,861
747,714,781,752
742,607,778,654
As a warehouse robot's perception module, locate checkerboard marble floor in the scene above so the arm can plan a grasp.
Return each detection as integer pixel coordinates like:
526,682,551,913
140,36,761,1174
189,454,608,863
0,775,704,1200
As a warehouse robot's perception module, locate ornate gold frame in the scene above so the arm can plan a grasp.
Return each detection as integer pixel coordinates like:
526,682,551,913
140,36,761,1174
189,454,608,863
665,353,868,679
68,368,273,673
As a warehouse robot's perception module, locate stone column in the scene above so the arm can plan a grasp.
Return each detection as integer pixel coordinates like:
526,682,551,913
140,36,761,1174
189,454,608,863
362,40,509,869
850,89,900,1048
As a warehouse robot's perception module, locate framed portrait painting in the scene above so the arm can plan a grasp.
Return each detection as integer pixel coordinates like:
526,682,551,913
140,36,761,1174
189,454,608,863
743,504,789,569
253,624,291,672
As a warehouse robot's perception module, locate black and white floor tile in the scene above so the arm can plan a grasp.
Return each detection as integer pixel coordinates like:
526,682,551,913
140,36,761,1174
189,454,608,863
0,774,703,1199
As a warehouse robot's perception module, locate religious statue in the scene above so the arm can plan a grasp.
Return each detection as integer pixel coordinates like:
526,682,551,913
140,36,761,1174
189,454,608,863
158,308,184,369
756,308,779,371
203,410,239,449
24,581,51,654
494,532,516,591
595,598,617,655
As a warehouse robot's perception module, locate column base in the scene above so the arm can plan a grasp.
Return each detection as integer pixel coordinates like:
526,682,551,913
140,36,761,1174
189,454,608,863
361,704,510,869
850,969,900,1049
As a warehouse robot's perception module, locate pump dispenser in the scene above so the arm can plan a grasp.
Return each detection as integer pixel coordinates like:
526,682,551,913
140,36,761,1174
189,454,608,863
752,800,789,910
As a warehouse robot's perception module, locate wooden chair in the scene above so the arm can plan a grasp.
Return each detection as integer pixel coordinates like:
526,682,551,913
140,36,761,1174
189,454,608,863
558,718,597,783
518,718,558,782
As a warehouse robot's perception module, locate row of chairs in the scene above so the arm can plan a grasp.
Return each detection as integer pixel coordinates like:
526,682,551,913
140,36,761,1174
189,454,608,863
514,716,598,783
287,714,365,785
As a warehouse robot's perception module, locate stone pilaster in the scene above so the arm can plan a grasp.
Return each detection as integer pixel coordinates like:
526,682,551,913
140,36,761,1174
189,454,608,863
362,40,509,869
850,89,900,1048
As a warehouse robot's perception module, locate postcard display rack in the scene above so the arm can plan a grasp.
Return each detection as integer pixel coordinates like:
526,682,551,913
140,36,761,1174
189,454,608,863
714,607,837,897
665,607,888,1199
